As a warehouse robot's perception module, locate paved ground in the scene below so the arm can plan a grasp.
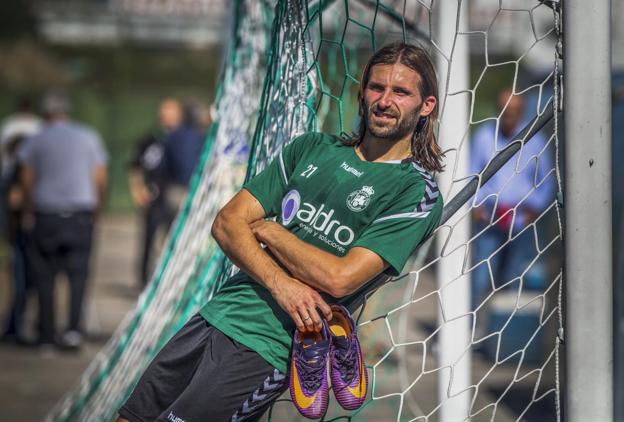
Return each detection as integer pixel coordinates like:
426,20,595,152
0,215,142,422
0,214,558,421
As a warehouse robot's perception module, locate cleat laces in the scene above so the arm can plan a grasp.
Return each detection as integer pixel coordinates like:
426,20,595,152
299,358,326,390
335,344,357,382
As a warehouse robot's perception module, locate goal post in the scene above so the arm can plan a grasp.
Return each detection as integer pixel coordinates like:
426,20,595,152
435,1,472,421
563,0,613,421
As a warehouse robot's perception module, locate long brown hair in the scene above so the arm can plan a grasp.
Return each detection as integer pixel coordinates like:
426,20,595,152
351,42,444,173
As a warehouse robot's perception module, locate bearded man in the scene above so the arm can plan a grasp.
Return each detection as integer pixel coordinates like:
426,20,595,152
118,42,444,422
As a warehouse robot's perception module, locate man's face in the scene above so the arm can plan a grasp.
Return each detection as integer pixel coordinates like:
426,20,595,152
362,63,430,141
159,100,182,131
499,93,524,136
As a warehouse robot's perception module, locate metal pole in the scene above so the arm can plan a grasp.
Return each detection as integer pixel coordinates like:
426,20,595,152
563,1,613,421
435,1,472,420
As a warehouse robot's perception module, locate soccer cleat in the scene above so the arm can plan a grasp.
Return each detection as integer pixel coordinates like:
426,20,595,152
328,304,368,410
289,324,330,419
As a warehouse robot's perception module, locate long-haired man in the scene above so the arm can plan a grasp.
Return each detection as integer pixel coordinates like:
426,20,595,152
118,42,444,422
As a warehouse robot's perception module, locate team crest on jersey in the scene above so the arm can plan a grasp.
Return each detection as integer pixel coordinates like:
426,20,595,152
346,186,374,212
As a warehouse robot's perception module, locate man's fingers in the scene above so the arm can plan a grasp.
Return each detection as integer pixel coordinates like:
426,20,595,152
291,311,305,332
308,307,323,332
301,311,316,331
316,298,333,321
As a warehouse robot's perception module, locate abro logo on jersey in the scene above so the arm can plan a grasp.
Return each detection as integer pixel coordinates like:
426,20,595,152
281,189,355,246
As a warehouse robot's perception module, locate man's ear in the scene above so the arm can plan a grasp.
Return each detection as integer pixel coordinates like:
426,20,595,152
419,95,437,117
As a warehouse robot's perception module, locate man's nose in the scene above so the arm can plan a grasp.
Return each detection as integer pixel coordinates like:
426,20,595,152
377,90,393,108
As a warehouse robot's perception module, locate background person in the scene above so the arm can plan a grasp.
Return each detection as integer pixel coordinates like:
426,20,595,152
128,98,182,286
470,88,555,310
162,100,208,214
19,91,109,350
0,96,42,343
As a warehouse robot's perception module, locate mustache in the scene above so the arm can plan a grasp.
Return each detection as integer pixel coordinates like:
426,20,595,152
369,103,399,118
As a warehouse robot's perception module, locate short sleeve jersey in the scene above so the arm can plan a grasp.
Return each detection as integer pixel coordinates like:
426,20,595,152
200,132,443,373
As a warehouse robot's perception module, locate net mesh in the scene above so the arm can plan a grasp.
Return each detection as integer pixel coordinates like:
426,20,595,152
46,1,274,419
48,0,563,421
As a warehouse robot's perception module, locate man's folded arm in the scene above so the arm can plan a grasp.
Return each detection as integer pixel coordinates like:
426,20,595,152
211,189,332,331
211,189,293,290
251,219,388,298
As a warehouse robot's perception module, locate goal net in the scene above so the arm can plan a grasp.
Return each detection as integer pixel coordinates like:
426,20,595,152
48,1,563,421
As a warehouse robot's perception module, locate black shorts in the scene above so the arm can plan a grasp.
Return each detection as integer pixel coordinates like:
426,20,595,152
119,314,288,422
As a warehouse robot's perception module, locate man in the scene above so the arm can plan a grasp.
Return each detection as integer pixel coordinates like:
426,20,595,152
161,100,208,213
118,43,443,422
19,92,108,350
470,88,555,309
0,96,42,342
0,96,42,182
128,98,182,286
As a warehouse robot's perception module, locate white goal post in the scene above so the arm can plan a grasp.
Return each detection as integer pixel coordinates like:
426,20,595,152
563,0,613,421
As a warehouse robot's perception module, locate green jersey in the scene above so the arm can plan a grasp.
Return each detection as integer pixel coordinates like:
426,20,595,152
200,132,443,372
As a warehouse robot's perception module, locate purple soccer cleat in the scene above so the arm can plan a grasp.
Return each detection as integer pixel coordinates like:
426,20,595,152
289,324,330,419
328,304,368,410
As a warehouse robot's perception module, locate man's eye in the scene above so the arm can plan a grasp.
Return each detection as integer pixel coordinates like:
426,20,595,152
368,85,383,92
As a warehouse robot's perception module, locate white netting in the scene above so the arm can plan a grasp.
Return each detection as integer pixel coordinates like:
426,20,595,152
46,1,275,420
264,1,563,421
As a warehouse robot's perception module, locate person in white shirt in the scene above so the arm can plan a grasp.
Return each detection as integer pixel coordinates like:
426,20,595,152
0,96,42,343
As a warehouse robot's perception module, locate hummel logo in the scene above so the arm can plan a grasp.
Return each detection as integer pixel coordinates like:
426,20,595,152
340,162,363,177
167,411,185,422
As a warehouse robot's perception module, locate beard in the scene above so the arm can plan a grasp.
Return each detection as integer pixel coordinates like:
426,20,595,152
363,101,421,141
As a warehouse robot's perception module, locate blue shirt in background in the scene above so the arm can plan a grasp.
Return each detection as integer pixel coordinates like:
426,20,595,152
470,121,555,229
164,125,206,186
18,120,108,213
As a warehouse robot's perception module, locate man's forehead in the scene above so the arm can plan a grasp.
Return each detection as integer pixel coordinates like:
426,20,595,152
368,63,422,85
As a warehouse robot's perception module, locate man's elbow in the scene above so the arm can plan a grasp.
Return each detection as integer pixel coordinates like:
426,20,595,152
211,211,228,245
328,285,351,299
326,269,360,298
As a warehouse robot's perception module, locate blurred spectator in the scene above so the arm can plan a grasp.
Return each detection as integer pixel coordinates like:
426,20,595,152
19,91,108,350
470,89,555,309
162,100,207,212
128,98,182,286
189,99,214,133
0,96,42,343
0,97,42,183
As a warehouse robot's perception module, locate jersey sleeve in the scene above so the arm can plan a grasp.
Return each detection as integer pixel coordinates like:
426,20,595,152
352,175,443,276
243,133,316,217
90,130,109,165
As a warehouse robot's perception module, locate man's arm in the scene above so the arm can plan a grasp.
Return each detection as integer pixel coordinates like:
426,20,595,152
212,189,332,332
251,220,388,298
20,165,35,229
94,164,108,214
128,168,152,208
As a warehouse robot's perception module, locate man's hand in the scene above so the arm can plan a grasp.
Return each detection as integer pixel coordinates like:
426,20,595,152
8,185,24,211
270,274,333,333
250,219,282,244
473,206,490,224
523,207,540,225
131,185,153,208
128,169,151,208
